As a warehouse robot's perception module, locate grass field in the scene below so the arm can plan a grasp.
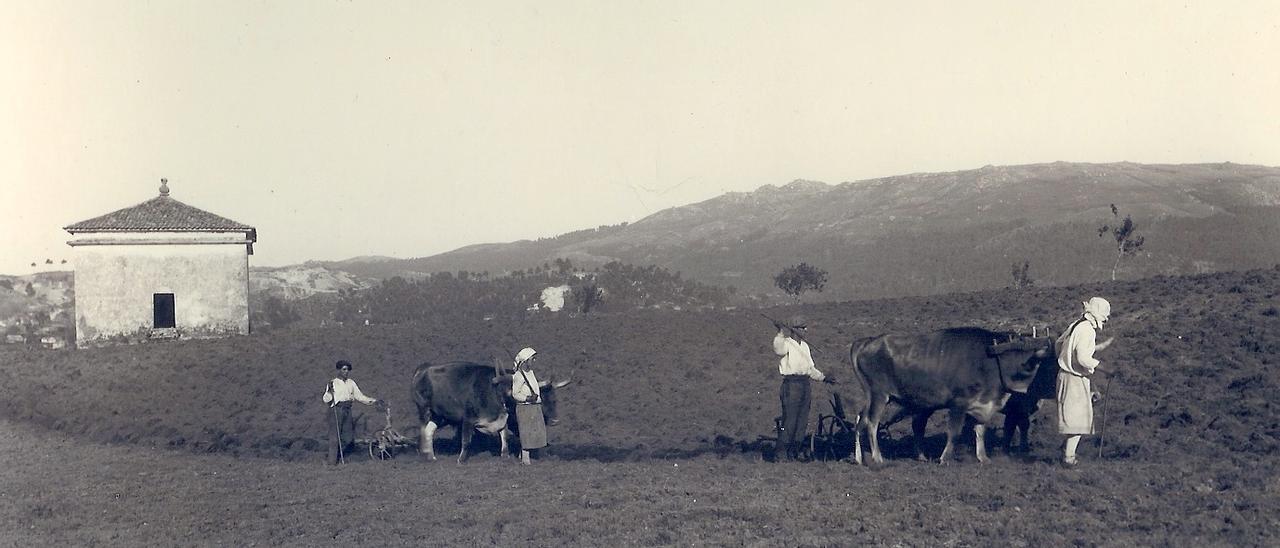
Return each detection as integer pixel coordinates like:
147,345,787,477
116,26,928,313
2,268,1278,545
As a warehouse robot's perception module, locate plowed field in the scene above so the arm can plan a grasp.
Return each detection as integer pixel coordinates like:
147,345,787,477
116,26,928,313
3,269,1278,545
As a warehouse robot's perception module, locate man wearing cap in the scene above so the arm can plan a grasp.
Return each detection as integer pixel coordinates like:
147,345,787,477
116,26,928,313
511,347,548,465
322,360,381,465
772,316,834,461
1056,297,1115,466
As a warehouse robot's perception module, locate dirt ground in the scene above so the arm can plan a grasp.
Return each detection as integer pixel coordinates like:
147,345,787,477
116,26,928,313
3,268,1279,545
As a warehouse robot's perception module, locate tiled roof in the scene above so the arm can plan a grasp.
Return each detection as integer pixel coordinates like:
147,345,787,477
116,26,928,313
64,195,256,236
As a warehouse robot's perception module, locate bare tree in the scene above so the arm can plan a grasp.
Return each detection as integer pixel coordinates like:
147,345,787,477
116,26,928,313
1098,204,1146,281
572,281,603,313
1010,260,1035,289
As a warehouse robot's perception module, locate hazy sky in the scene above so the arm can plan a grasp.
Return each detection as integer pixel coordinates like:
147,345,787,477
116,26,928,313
4,1,1278,272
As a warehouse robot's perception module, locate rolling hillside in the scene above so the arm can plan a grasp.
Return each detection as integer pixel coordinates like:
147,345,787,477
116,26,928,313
325,162,1280,300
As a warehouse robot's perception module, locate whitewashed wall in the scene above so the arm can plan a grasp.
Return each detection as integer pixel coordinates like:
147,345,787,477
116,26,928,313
69,232,251,346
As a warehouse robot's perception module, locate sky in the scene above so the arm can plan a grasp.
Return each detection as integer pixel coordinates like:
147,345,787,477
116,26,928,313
3,1,1279,273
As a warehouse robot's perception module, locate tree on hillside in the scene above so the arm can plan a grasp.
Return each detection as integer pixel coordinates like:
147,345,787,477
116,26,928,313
261,296,301,329
572,281,604,313
1098,204,1146,281
1010,261,1035,289
773,263,828,302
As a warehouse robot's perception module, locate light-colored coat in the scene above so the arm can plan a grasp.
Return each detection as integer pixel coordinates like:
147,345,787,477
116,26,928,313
1056,319,1100,434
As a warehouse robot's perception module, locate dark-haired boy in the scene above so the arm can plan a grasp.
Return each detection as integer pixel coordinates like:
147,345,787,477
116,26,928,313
322,360,380,465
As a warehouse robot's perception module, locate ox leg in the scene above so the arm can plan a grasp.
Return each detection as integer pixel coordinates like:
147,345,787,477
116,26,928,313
458,428,473,464
854,424,863,465
938,409,965,464
1002,413,1018,452
974,423,989,463
1003,406,1032,453
911,411,932,462
863,394,890,465
499,428,511,458
419,421,438,461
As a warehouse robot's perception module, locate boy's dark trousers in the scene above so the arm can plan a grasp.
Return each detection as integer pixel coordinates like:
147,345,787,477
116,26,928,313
327,402,354,464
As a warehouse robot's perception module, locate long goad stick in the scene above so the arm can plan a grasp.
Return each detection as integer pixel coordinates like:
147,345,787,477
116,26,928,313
760,313,821,355
1098,374,1115,459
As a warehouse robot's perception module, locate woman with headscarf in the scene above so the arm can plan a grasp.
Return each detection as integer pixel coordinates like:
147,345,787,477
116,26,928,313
511,347,548,465
1056,297,1115,466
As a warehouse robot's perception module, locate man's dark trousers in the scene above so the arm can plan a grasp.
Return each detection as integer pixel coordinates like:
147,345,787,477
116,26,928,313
778,375,812,460
328,402,354,465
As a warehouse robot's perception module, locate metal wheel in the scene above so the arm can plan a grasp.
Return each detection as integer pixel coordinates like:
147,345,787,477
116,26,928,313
813,413,857,461
369,437,394,460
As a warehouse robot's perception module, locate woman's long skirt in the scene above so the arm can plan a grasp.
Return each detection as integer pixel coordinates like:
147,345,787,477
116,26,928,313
515,404,548,450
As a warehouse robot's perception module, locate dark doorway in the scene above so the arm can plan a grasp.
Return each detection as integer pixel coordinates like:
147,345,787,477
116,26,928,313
153,293,176,328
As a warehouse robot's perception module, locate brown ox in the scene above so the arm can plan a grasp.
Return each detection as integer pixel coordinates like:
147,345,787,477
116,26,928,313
852,328,1052,465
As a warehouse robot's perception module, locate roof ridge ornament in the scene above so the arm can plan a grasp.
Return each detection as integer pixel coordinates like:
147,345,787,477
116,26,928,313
159,178,170,197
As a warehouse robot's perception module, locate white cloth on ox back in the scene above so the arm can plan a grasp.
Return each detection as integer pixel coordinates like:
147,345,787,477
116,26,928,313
772,332,825,381
322,378,376,407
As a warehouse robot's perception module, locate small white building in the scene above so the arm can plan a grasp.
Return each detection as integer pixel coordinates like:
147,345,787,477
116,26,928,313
64,179,257,347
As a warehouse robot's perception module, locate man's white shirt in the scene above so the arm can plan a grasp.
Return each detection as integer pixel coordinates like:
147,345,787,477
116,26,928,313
322,378,376,406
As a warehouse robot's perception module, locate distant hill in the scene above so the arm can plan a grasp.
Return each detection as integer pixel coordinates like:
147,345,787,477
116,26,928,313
250,265,376,300
9,162,1280,334
320,162,1280,300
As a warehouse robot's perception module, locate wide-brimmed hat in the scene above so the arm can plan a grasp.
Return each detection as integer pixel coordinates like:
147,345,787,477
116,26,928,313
788,315,808,329
515,347,537,365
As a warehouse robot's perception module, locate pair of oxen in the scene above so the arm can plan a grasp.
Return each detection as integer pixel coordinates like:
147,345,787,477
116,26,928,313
849,326,1061,465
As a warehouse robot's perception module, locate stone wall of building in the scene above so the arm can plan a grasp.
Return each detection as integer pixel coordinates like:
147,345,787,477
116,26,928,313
71,233,250,346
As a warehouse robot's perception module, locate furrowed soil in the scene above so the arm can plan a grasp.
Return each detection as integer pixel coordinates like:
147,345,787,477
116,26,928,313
3,269,1279,546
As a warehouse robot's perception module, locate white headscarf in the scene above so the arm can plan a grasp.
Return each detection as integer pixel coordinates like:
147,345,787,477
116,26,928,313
515,347,537,366
1082,297,1111,329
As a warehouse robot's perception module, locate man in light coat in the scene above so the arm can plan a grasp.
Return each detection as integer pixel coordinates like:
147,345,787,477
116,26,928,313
1056,297,1115,466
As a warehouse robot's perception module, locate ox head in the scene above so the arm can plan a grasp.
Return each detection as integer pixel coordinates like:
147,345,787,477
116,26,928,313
987,335,1054,393
536,378,573,426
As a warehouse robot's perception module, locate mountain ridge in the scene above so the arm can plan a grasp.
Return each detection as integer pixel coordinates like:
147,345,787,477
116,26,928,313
323,161,1280,299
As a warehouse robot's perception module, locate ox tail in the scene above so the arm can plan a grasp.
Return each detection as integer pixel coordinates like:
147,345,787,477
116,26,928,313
410,364,433,425
848,335,879,465
848,336,877,404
